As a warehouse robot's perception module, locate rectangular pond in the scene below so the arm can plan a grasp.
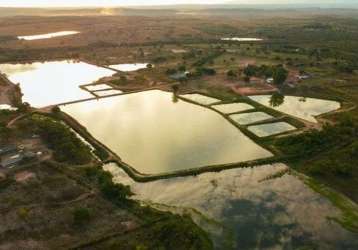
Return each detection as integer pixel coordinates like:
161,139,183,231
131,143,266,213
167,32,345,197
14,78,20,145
248,122,296,137
212,103,254,114
181,94,221,105
230,112,273,125
249,95,340,123
62,90,272,174
17,31,79,40
0,60,115,107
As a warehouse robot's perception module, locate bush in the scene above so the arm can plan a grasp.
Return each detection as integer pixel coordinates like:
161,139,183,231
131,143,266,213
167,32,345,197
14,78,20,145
73,207,91,226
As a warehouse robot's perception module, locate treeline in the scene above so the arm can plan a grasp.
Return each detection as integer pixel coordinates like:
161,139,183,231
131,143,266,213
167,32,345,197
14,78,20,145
84,166,133,203
32,116,92,165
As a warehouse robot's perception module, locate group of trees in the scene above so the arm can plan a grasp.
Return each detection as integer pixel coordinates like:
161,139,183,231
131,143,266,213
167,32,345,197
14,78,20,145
243,64,274,79
238,64,288,85
33,116,92,165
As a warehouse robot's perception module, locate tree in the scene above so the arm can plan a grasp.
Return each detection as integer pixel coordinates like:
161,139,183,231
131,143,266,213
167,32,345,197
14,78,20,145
226,70,237,79
273,66,288,85
243,65,256,79
269,93,285,107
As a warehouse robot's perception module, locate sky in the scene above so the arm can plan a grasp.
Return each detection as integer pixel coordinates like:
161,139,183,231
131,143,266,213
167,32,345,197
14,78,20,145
0,0,350,7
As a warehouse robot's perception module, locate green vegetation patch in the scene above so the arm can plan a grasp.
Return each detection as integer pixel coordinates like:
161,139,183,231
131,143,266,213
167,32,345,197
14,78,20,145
31,115,93,165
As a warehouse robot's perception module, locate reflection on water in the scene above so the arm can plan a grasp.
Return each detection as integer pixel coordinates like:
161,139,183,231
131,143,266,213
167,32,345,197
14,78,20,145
0,60,115,107
62,90,272,174
104,163,358,250
17,31,79,40
269,92,285,107
248,122,296,137
250,95,340,123
94,89,123,97
230,112,273,125
181,94,221,105
212,103,254,114
108,63,149,71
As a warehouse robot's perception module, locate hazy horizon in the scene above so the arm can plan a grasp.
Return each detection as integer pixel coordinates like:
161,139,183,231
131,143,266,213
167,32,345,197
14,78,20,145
0,0,357,8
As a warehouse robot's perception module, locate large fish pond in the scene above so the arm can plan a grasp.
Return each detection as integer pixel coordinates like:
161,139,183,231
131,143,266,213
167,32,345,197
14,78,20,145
62,90,273,174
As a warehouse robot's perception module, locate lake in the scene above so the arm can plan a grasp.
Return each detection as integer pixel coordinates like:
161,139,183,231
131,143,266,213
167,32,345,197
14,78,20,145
17,31,80,40
0,60,115,107
62,90,272,174
104,162,358,250
249,95,340,122
221,38,263,41
108,63,149,72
